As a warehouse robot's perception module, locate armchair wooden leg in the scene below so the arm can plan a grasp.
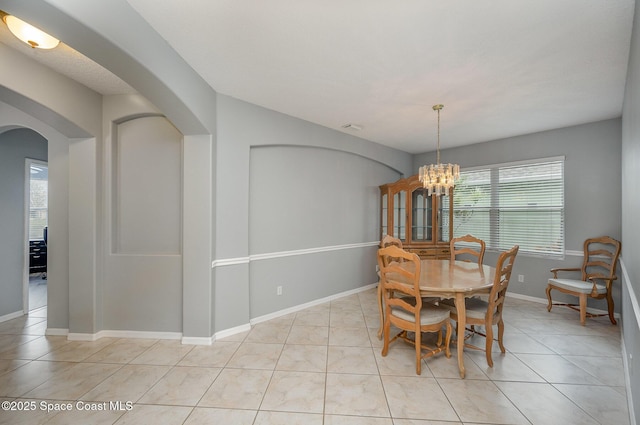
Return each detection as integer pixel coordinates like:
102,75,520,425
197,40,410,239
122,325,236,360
579,293,587,326
545,285,553,312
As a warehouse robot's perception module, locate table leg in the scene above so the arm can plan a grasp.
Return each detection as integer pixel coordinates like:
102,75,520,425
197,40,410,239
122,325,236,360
455,293,466,378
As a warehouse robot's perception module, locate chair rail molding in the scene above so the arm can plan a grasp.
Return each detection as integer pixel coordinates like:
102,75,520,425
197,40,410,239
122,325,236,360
211,257,250,268
211,241,379,268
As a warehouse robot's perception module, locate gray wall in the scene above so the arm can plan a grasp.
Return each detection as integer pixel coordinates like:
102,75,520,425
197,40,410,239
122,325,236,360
249,145,400,317
0,128,47,318
102,105,184,333
250,146,399,253
621,0,640,420
413,119,622,307
214,95,411,330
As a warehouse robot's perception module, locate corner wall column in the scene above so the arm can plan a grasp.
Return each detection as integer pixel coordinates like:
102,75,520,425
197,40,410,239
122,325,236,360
182,134,214,342
68,137,98,334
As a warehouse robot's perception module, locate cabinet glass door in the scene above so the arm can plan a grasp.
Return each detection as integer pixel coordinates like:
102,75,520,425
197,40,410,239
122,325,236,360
393,191,406,241
411,188,432,242
439,193,450,242
380,193,388,239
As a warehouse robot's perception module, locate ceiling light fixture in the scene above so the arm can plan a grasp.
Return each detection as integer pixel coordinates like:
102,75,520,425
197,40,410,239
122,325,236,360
418,104,459,196
1,12,59,49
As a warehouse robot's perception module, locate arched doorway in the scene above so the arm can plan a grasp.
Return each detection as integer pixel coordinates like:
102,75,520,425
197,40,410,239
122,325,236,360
26,158,48,312
0,127,48,319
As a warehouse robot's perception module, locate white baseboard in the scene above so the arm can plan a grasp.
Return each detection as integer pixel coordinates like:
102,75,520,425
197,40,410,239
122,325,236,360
0,310,24,323
622,338,636,425
211,282,378,342
507,292,621,319
181,336,214,345
45,328,68,336
619,258,638,425
250,282,378,326
213,323,252,341
66,332,98,341
506,292,547,304
67,329,182,341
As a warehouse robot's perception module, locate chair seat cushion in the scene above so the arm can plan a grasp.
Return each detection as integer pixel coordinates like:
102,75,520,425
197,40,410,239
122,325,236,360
440,298,490,320
391,304,450,325
463,297,492,320
548,278,606,294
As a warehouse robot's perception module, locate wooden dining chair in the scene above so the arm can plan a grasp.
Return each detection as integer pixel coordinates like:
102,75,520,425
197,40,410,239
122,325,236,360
450,234,486,265
380,234,403,249
377,234,406,339
546,236,621,325
443,245,519,367
449,234,487,311
377,245,452,375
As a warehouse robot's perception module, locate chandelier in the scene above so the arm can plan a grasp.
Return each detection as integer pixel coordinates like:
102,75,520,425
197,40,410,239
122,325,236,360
418,104,460,196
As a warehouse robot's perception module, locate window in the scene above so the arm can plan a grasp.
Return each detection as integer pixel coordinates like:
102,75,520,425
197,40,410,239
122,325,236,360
453,157,564,257
29,163,48,241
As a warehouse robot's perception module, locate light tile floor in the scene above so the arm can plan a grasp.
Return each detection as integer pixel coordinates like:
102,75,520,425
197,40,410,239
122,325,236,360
28,275,47,312
0,288,631,424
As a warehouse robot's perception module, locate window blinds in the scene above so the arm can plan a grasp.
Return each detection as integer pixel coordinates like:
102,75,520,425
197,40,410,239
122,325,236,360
453,159,564,257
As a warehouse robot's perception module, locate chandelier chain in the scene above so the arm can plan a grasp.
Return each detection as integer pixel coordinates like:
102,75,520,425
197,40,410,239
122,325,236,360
436,106,441,165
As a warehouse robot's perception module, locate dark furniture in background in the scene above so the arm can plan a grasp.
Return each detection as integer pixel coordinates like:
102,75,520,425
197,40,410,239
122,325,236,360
29,226,47,276
29,240,47,274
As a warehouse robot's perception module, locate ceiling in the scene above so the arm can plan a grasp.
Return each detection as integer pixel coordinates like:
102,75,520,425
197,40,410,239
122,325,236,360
0,0,635,154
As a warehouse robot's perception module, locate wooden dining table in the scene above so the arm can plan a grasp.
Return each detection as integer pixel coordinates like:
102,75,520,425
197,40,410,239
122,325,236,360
377,258,496,378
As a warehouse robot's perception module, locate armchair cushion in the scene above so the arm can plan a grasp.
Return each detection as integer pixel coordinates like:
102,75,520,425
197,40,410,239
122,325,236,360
548,278,607,295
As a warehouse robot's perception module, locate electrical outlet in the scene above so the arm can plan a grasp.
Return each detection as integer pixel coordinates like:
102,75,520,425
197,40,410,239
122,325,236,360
518,274,524,283
277,286,283,296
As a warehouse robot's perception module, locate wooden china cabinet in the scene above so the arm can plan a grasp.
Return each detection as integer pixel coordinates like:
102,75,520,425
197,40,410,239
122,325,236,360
379,174,454,259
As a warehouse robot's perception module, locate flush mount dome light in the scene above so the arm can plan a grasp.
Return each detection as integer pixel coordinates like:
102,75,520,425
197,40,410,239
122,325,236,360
2,13,59,49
